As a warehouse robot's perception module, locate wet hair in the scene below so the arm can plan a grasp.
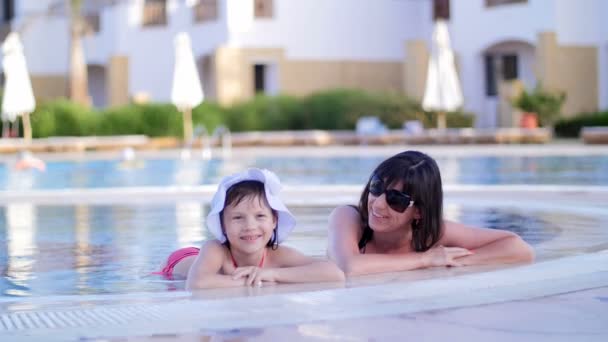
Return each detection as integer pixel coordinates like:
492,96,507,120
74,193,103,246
219,180,279,249
357,151,443,252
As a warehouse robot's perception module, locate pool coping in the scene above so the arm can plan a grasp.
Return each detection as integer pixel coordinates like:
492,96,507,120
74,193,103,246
1,251,607,341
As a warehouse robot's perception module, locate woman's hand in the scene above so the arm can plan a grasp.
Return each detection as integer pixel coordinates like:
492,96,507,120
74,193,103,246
231,266,277,286
422,245,473,267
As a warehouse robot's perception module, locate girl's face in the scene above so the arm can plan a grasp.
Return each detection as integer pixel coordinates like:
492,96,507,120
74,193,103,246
367,179,417,233
222,195,277,254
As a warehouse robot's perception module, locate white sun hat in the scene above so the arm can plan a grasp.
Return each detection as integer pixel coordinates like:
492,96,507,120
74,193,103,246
206,168,296,243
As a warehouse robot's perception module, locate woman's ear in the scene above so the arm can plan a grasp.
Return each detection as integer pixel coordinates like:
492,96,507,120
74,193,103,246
413,206,422,220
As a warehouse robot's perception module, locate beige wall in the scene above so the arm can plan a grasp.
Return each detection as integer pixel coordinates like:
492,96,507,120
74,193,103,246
556,46,598,116
214,46,404,105
536,32,598,117
107,55,130,107
30,75,68,101
282,60,402,96
404,40,429,102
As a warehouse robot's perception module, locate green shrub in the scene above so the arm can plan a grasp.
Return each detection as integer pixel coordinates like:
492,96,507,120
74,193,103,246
298,89,423,130
223,95,302,131
20,89,461,136
97,103,183,137
422,111,476,128
31,99,96,137
554,110,608,137
512,85,566,126
192,102,229,134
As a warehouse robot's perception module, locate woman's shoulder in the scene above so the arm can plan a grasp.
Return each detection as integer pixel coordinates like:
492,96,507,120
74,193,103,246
329,205,361,221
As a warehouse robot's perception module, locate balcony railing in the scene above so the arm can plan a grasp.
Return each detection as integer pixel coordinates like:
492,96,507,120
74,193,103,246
485,0,527,7
142,1,167,27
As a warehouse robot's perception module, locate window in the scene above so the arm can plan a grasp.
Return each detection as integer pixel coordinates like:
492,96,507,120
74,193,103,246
142,0,167,27
3,0,14,23
485,0,527,7
502,55,518,80
485,54,519,96
254,0,273,19
194,0,217,23
485,55,497,96
254,64,266,93
433,0,450,20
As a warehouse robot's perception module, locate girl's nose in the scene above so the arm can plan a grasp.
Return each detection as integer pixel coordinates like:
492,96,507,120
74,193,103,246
243,217,257,229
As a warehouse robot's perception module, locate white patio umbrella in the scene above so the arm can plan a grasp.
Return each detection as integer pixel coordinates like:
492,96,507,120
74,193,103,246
171,32,204,143
2,32,36,142
422,19,463,130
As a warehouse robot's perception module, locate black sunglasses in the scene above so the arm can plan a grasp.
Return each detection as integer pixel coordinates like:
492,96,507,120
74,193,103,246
368,175,414,213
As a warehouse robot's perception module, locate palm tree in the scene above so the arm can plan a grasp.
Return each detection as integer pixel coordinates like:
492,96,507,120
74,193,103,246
67,0,90,106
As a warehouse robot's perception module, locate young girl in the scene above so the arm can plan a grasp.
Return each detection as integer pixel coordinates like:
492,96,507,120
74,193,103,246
158,168,345,289
328,150,535,276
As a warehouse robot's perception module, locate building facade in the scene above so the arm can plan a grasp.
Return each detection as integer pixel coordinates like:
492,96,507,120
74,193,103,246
1,0,606,128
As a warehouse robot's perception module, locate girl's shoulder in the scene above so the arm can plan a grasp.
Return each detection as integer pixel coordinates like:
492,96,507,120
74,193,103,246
200,240,229,258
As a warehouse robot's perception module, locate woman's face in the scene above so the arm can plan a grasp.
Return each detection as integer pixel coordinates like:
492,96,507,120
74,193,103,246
367,179,416,233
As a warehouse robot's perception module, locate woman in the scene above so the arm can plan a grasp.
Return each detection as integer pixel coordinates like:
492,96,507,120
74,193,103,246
328,150,534,276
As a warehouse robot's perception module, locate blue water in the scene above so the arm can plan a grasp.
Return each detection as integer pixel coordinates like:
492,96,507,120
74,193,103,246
0,203,562,297
1,155,607,190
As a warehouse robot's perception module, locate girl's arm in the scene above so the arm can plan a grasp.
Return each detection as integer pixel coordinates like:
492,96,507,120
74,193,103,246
439,220,535,265
327,206,458,276
271,246,345,283
232,246,345,285
185,241,246,290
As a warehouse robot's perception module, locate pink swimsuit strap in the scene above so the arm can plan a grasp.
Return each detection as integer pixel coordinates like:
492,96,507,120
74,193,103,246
230,249,266,268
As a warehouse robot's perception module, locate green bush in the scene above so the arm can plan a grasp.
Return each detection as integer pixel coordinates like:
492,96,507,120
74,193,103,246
19,89,473,137
422,111,476,128
98,103,189,137
298,89,423,130
192,102,229,134
554,110,608,137
223,95,302,131
512,85,566,126
31,99,97,137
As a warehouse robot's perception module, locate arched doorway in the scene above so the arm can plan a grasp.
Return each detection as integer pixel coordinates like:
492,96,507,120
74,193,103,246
481,40,535,128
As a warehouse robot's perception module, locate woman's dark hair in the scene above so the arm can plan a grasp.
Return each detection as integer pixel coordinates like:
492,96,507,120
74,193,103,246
219,180,279,250
358,151,443,252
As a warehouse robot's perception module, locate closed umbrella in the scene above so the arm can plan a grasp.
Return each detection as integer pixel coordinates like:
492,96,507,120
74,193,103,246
2,32,36,142
422,19,463,130
171,32,204,143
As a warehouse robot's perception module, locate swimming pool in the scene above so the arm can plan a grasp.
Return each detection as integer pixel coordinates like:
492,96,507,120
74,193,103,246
0,145,607,340
1,149,607,190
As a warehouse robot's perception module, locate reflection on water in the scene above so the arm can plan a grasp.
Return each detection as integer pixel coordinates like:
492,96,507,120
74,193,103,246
0,202,605,297
1,154,607,190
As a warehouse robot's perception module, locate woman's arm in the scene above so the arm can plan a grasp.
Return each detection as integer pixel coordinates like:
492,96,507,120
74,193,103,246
440,220,535,265
186,241,246,289
327,206,449,276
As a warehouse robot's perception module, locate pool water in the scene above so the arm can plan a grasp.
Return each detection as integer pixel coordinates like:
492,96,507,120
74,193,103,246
1,154,607,190
1,201,605,298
